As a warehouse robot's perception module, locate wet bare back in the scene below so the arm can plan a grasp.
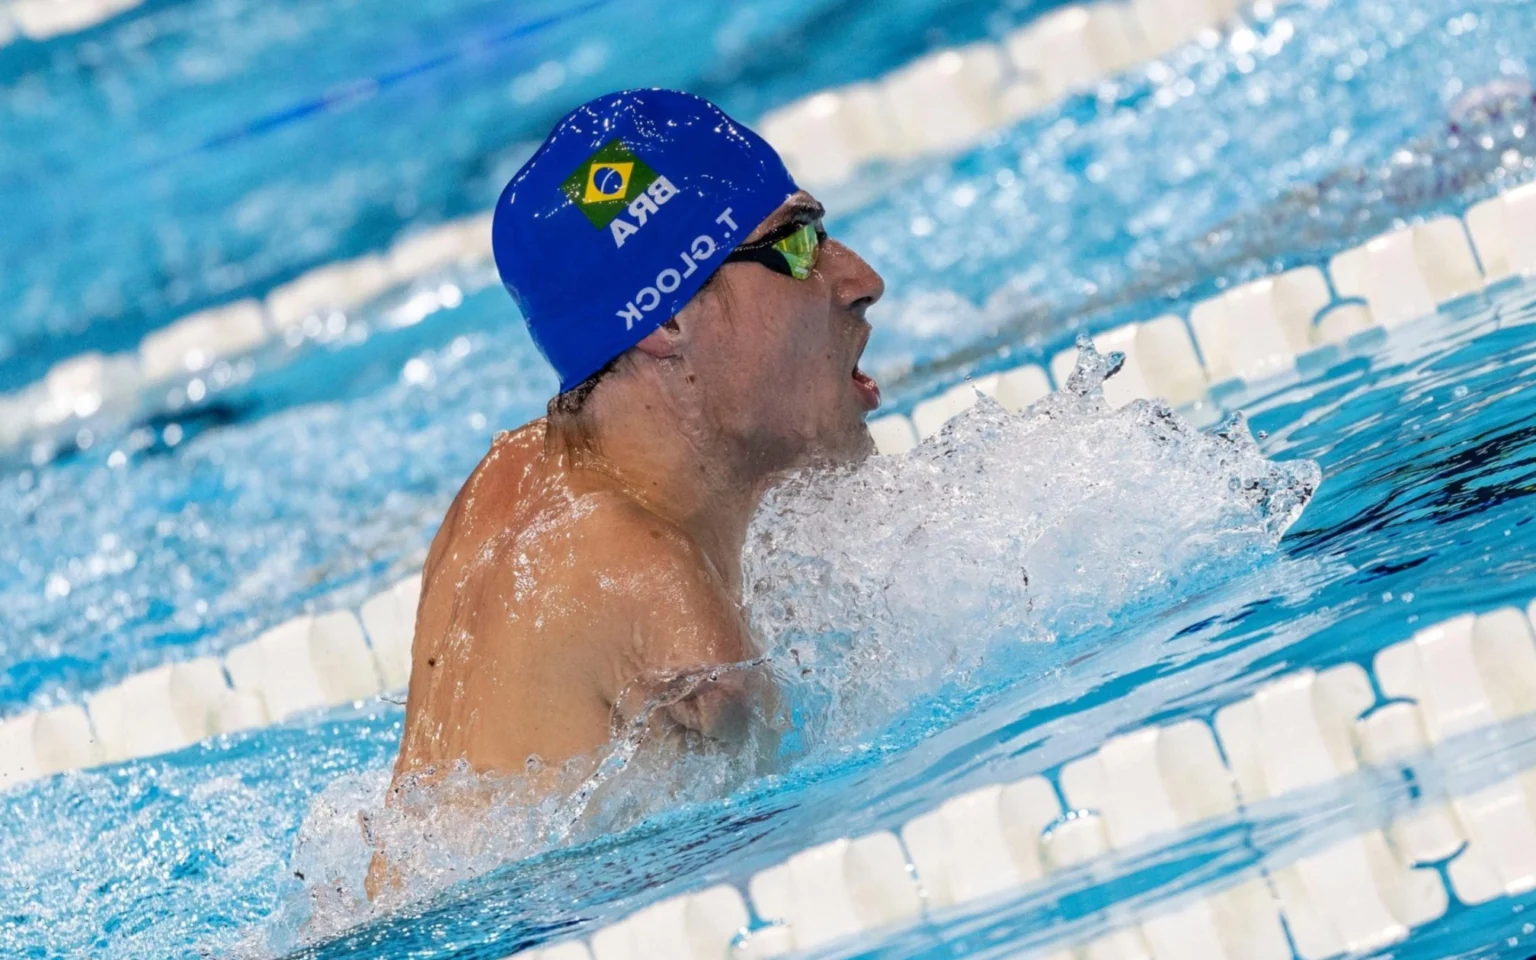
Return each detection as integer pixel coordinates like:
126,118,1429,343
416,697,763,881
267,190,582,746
393,421,758,782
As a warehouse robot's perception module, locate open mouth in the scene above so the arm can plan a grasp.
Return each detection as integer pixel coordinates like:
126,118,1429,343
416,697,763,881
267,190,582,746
852,366,881,410
851,328,880,411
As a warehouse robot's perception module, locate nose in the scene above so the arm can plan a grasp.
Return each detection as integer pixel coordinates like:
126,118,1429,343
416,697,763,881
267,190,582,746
824,238,885,317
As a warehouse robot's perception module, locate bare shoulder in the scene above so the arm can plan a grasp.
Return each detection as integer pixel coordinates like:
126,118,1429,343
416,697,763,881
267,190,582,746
566,491,702,569
412,419,556,675
556,492,763,739
560,491,754,667
424,421,548,570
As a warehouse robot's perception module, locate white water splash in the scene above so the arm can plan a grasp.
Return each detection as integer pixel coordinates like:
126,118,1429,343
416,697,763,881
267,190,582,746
743,339,1320,743
258,667,776,955
261,340,1319,952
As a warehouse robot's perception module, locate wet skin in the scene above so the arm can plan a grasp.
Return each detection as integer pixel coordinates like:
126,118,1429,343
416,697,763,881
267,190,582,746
384,192,885,797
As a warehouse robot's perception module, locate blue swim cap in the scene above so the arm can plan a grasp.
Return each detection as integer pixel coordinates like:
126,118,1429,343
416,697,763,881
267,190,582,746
492,89,800,392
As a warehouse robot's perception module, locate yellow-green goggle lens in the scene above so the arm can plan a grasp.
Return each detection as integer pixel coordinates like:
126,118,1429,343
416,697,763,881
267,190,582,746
773,221,821,280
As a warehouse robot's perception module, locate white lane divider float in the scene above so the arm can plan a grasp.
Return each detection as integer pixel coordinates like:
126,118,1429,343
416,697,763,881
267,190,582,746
1312,301,1379,346
9,0,138,41
359,574,423,691
1266,828,1448,960
882,45,1013,159
2,232,480,457
265,256,395,339
1372,606,1536,904
1464,182,1536,285
1060,721,1235,851
1134,881,1288,960
386,214,493,285
1189,267,1332,384
1217,666,1374,802
1074,880,1286,960
1050,328,1151,407
2,351,143,457
1060,722,1290,960
224,610,381,722
1328,217,1485,330
1352,700,1465,868
866,414,920,456
757,87,900,188
883,182,1517,455
85,657,245,764
900,777,1062,909
1076,929,1153,960
40,0,1247,183
0,704,101,788
911,374,1001,439
37,352,140,429
1049,315,1207,408
0,571,424,791
874,362,1050,452
589,885,751,960
1133,0,1238,56
1216,665,1448,959
761,0,1250,189
0,387,44,450
1004,5,1139,105
139,299,269,386
1041,808,1113,870
747,831,922,954
992,364,1056,412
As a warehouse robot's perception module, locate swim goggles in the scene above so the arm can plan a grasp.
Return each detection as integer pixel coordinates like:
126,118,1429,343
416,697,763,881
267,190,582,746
722,216,827,280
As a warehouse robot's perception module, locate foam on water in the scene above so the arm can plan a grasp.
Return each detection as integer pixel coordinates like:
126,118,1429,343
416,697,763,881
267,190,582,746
265,664,779,954
261,343,1319,953
743,341,1319,746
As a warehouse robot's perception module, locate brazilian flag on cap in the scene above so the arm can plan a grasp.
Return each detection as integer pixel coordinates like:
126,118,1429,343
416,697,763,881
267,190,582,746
560,140,662,229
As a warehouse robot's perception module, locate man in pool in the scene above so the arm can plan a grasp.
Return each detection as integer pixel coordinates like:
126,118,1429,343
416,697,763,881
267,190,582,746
388,90,885,788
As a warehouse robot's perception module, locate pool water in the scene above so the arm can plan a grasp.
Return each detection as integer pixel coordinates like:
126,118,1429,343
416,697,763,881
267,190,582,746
0,0,1025,388
256,284,1536,960
6,0,1536,958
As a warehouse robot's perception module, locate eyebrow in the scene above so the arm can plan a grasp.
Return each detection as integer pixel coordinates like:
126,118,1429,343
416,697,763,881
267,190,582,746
765,198,826,232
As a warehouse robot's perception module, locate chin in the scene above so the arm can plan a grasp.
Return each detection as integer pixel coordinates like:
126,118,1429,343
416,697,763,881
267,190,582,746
824,421,876,465
780,405,877,469
848,429,876,463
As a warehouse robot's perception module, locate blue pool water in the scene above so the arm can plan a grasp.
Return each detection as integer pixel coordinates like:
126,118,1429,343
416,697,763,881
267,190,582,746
6,0,1536,957
0,0,1028,387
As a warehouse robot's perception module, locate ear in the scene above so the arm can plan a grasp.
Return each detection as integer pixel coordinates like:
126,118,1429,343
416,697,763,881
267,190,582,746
633,316,684,360
633,282,716,360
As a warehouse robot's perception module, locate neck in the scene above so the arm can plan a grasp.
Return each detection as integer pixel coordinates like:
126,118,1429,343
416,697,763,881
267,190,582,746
551,376,768,593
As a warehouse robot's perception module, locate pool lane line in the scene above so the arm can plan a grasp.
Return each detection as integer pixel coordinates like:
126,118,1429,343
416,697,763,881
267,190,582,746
182,0,617,160
510,602,1536,960
0,0,1259,449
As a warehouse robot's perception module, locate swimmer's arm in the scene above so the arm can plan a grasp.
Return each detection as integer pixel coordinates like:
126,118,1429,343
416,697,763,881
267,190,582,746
640,575,766,743
606,521,772,743
658,653,761,743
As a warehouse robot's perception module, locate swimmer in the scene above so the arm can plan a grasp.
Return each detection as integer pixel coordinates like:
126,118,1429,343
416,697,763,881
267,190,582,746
386,91,885,794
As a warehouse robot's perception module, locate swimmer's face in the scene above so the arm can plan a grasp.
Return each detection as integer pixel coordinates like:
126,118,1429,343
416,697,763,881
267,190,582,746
672,192,885,471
